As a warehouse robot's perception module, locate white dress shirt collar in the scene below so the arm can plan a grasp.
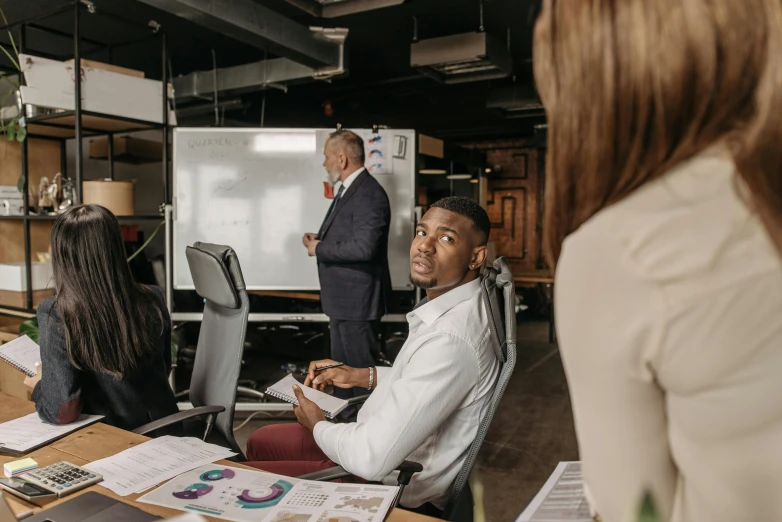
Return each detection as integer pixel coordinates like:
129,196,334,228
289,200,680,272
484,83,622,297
409,278,481,327
335,167,365,194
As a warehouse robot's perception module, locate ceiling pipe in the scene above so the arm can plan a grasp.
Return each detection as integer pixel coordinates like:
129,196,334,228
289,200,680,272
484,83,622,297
135,0,341,68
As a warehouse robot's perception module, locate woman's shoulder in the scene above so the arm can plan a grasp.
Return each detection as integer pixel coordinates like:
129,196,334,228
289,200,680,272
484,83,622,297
36,297,60,324
142,285,164,300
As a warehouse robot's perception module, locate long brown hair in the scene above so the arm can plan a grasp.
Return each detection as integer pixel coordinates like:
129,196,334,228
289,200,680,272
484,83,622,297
534,0,782,265
51,205,164,377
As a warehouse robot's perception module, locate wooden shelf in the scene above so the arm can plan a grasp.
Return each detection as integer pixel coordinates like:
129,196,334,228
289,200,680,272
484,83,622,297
0,307,35,319
27,110,164,139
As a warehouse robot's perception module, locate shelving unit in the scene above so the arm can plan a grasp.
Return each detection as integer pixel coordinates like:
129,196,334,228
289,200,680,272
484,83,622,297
0,2,171,319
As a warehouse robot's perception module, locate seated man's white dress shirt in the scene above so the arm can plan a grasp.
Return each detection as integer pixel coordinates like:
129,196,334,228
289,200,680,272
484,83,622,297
313,278,500,509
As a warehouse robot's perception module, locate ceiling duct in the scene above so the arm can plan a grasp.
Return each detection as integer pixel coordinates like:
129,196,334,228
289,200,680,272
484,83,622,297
486,85,544,119
411,31,512,84
135,0,342,68
173,27,347,102
283,0,406,18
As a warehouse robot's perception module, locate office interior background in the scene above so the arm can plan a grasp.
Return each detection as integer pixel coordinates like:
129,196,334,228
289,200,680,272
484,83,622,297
0,1,568,520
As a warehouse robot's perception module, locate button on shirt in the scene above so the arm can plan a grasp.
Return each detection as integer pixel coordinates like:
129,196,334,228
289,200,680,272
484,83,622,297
313,278,500,509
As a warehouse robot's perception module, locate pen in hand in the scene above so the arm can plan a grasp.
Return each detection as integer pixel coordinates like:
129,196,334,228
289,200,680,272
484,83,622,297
313,362,345,373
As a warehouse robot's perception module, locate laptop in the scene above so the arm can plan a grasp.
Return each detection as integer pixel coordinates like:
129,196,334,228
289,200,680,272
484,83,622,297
24,492,159,522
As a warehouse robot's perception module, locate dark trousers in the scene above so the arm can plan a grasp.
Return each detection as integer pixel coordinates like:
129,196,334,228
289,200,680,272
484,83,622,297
329,318,380,401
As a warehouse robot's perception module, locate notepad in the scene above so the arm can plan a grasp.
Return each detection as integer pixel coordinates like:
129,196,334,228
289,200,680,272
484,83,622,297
0,335,40,377
265,374,349,419
4,458,37,477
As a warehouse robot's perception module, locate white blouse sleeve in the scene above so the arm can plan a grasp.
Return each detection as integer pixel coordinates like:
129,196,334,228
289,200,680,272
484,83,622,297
555,230,677,522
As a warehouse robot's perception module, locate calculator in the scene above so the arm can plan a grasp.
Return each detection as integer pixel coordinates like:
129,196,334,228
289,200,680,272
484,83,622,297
11,462,102,498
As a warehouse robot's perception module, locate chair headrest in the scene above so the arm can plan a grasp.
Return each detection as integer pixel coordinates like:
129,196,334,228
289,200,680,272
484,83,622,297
481,257,516,362
185,242,246,309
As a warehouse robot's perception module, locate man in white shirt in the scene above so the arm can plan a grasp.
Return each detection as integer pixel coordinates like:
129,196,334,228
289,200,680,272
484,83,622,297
247,197,500,514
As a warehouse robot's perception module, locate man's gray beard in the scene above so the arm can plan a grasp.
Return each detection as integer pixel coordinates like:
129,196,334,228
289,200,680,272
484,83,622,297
410,274,437,289
327,170,341,186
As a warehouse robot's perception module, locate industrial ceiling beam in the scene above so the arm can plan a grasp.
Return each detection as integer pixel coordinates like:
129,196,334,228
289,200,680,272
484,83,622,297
174,57,322,101
282,0,406,18
134,0,342,68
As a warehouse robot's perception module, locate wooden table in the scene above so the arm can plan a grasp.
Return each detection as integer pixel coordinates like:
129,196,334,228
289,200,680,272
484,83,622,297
514,270,556,344
0,393,437,521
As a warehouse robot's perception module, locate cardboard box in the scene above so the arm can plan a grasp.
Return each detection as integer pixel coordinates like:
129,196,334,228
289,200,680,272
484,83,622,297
20,54,176,126
0,186,21,197
64,58,144,78
0,359,32,401
1,197,24,216
0,262,53,292
89,136,164,164
0,289,52,309
83,179,135,216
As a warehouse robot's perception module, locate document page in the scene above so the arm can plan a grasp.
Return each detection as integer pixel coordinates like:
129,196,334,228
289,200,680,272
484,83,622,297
84,436,237,496
139,464,400,522
516,461,593,522
0,413,103,453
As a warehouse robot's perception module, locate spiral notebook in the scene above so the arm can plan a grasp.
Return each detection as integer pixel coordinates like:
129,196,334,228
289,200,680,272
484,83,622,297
0,335,40,377
265,374,349,419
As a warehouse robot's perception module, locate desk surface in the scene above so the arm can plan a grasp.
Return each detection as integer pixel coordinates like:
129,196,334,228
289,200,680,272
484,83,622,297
0,393,437,522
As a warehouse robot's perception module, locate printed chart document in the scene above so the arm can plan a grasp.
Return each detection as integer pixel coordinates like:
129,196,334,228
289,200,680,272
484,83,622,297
0,413,103,454
265,374,348,419
84,436,237,496
0,335,40,376
139,464,399,522
516,461,593,522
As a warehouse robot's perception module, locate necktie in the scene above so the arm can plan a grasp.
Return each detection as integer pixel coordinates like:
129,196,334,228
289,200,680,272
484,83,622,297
326,184,345,218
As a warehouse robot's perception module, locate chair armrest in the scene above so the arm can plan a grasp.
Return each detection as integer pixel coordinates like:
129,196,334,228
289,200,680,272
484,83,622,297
347,394,370,406
132,405,225,436
296,461,423,485
396,460,423,486
297,466,351,481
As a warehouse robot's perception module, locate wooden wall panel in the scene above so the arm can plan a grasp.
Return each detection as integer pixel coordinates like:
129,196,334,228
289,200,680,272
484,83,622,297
0,222,25,264
0,138,62,196
483,146,544,273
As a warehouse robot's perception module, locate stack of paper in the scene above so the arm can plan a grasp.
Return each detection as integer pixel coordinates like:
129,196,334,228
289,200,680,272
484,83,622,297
83,436,237,497
4,458,37,477
516,461,592,522
0,413,104,454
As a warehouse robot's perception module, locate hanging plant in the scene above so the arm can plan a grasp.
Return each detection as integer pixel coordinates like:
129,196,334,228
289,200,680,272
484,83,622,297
0,7,25,143
0,8,28,194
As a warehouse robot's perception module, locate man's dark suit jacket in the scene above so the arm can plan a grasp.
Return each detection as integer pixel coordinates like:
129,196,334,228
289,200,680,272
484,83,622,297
316,169,392,321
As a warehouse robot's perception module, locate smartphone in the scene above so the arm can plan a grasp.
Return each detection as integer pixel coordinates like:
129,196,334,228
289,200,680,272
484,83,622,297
0,477,56,504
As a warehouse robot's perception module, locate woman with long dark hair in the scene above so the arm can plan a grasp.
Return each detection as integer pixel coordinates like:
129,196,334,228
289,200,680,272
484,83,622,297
23,204,178,431
535,0,782,521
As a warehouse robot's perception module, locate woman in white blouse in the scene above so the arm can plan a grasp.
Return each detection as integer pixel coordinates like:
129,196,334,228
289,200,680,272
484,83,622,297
533,1,782,521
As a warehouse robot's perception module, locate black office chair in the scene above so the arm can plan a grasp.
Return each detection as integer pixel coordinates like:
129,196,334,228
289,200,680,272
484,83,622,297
133,242,250,460
299,257,517,521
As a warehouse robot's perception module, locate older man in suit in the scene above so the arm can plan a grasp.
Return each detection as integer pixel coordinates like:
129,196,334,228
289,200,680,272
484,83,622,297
302,130,391,401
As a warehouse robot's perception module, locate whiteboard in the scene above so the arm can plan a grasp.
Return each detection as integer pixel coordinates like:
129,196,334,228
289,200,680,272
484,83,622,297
173,128,416,291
